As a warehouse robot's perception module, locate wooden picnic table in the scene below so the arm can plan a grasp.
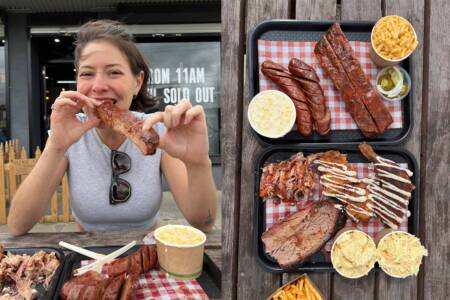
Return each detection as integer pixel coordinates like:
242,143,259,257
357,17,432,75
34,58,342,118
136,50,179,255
221,0,448,299
0,228,222,272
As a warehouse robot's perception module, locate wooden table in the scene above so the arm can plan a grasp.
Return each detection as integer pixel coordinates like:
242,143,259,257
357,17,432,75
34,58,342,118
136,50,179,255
0,228,222,271
222,0,449,299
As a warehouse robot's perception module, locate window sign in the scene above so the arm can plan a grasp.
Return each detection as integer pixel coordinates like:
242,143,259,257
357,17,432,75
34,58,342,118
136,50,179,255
137,42,220,157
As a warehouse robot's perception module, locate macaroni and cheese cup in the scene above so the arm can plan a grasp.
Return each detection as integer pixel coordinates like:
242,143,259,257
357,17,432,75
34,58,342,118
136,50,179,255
331,229,377,279
377,230,428,278
248,90,296,139
370,15,418,67
154,224,207,280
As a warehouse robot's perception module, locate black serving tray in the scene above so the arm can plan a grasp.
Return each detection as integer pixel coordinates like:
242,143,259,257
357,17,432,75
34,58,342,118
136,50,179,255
54,245,221,300
247,20,413,146
253,144,419,273
1,247,65,300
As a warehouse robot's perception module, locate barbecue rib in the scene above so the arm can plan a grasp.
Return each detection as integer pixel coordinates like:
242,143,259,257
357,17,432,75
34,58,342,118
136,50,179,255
314,23,393,137
288,58,331,135
359,143,415,229
60,245,157,300
314,151,373,222
259,153,316,204
261,60,313,136
95,102,159,155
262,200,346,269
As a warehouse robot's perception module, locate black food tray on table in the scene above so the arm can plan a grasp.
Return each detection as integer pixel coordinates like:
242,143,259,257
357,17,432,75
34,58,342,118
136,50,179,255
54,245,221,300
253,144,419,273
1,247,65,300
247,20,413,145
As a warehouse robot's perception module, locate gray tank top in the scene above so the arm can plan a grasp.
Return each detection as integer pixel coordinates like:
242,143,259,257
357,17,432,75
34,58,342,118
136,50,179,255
65,112,165,232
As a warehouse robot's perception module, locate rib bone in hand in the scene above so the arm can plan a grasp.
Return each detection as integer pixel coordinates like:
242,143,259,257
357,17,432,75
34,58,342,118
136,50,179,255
95,101,159,155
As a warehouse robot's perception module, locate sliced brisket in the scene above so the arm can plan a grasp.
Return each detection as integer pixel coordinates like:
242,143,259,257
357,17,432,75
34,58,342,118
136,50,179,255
261,200,346,269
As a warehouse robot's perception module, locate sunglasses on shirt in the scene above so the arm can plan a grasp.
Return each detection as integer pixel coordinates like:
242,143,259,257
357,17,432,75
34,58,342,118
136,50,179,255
110,150,132,205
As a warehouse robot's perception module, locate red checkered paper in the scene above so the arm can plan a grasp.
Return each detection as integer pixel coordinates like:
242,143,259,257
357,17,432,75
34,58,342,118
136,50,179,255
257,40,403,130
264,162,409,252
80,261,209,300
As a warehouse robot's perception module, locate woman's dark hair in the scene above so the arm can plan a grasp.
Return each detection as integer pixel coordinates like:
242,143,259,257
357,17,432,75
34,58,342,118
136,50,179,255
74,19,157,111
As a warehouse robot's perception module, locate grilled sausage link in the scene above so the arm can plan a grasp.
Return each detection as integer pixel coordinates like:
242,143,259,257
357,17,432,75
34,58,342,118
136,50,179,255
261,60,313,136
288,58,331,135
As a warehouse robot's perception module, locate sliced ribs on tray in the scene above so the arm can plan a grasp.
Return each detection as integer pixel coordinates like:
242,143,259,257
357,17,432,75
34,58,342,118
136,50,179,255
314,23,393,137
359,143,415,229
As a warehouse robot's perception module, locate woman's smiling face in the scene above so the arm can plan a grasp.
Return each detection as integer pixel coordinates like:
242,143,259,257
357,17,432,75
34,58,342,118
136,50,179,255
76,40,143,110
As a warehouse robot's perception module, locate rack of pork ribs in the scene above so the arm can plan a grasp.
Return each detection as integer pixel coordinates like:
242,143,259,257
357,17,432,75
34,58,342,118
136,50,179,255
95,101,159,155
314,23,393,137
0,245,60,300
60,245,157,300
259,143,414,228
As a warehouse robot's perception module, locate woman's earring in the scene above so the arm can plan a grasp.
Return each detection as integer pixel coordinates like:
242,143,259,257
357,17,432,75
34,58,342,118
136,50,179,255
132,94,137,102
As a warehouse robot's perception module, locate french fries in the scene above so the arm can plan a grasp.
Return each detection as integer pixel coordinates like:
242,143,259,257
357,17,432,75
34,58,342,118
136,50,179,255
269,276,323,300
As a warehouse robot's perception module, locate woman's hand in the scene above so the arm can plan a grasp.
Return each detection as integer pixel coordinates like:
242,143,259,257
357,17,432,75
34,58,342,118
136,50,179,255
47,91,102,152
143,99,210,166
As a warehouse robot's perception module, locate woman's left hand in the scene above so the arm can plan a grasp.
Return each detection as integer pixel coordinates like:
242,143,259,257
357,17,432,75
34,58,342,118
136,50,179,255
142,99,210,166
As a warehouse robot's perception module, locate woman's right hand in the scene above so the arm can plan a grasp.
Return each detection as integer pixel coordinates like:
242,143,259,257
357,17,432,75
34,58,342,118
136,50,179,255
47,91,102,152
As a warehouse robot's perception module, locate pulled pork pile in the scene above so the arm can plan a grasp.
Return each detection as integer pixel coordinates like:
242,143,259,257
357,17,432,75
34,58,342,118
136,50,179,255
0,245,60,300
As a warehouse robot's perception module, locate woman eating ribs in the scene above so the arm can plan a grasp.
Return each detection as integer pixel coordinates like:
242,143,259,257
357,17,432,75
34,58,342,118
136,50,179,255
7,20,217,235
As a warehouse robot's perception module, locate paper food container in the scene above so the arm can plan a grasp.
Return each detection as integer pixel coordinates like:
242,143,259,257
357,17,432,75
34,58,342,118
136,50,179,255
331,228,377,279
376,230,428,278
370,15,418,67
266,274,325,300
154,224,207,280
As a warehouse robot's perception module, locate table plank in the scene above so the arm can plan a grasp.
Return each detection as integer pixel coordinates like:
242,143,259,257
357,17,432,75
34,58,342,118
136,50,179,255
221,0,246,299
236,1,290,299
422,0,450,298
332,1,381,299
0,228,220,249
341,0,382,20
377,1,425,299
286,1,338,296
205,248,222,272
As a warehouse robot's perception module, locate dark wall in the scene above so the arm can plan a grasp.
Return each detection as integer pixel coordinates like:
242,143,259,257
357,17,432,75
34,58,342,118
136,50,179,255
6,13,34,154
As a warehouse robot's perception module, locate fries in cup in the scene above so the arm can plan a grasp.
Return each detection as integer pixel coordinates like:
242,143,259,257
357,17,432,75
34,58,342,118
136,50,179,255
267,274,324,300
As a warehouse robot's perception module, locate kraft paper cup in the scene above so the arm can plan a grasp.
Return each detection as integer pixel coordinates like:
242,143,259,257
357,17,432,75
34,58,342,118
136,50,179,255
370,15,418,67
377,230,428,278
154,225,206,280
331,228,377,279
247,90,296,139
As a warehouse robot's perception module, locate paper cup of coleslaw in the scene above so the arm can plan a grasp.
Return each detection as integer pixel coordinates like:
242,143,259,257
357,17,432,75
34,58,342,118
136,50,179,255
377,230,428,278
154,224,206,279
